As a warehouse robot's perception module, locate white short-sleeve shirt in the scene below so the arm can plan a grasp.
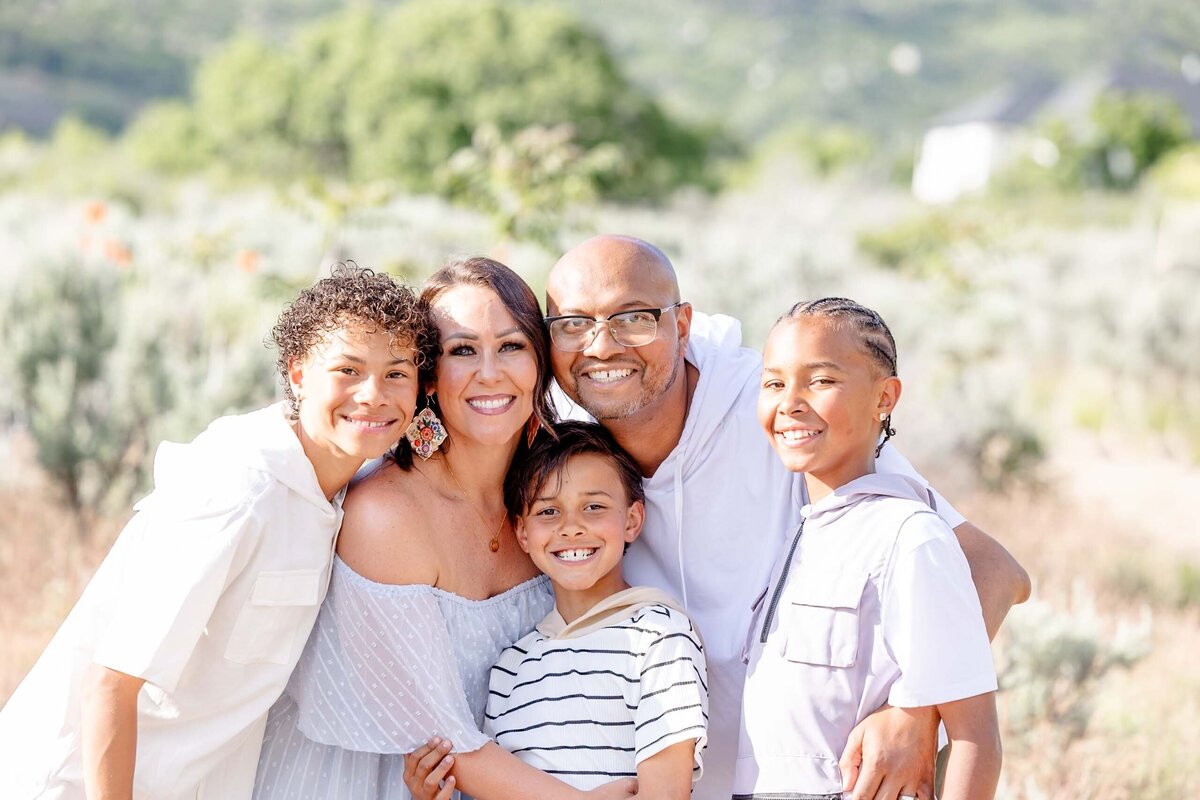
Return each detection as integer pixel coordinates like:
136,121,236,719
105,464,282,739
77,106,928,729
734,473,996,798
0,404,343,800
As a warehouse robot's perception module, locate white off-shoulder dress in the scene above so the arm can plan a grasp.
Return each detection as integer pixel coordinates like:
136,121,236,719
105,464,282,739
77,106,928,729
253,556,554,800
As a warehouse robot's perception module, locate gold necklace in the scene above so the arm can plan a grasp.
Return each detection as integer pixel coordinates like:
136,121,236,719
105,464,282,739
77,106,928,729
440,458,505,553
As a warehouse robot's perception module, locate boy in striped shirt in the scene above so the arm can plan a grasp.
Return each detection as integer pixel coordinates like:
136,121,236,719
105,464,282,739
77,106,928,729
488,420,708,796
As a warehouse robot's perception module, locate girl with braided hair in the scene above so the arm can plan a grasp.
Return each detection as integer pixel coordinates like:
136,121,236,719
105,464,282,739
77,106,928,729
733,298,1001,800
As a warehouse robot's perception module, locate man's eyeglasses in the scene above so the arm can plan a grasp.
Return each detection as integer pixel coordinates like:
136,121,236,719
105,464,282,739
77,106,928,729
544,302,686,352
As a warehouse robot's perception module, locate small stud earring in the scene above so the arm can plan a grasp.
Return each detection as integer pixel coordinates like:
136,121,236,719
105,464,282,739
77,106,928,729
879,412,887,421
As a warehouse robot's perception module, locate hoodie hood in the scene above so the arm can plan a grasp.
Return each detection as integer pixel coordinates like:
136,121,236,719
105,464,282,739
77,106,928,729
636,310,782,613
142,402,334,516
667,311,763,481
806,471,938,527
536,586,690,641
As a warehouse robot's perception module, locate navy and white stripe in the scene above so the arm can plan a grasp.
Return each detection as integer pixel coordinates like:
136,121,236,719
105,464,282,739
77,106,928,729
484,603,708,790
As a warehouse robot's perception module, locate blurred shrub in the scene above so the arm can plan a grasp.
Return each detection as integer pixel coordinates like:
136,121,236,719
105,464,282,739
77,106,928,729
436,122,625,247
1148,143,1200,198
1000,91,1191,193
999,588,1151,741
0,249,278,539
129,0,711,202
741,123,877,181
857,210,994,285
0,260,150,537
47,116,111,163
973,417,1046,492
123,101,213,174
1088,93,1191,189
0,130,40,190
1108,556,1200,611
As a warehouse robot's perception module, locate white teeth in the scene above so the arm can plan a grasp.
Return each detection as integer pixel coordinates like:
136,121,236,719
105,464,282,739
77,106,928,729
348,418,392,429
468,397,512,410
587,369,633,383
779,429,819,441
555,548,597,562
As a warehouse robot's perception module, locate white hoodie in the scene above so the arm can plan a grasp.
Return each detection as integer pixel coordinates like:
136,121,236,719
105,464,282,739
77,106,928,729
558,311,964,800
0,403,344,800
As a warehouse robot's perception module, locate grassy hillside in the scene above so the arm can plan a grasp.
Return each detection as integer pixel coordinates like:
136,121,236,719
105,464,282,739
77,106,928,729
2,0,1197,142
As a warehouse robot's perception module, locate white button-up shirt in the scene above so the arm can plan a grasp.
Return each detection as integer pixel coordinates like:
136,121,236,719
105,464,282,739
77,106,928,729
0,404,344,800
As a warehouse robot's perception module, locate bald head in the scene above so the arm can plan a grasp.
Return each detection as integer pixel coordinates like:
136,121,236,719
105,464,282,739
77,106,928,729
545,234,692,427
547,235,680,315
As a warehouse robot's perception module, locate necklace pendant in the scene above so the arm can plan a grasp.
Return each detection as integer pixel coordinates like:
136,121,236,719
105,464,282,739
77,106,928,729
489,537,500,553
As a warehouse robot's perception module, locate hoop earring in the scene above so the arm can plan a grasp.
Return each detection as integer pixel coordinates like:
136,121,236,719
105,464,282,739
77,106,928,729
405,396,448,460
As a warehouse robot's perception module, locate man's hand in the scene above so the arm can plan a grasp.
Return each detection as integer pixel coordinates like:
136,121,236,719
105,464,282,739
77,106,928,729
403,737,456,800
839,705,938,800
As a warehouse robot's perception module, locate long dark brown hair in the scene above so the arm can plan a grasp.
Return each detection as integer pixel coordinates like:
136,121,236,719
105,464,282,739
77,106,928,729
391,256,557,469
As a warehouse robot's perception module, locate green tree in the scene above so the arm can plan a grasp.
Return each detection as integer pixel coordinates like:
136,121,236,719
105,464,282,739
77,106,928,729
123,101,213,174
436,122,626,247
124,0,711,200
192,34,307,176
1034,91,1192,191
1089,92,1190,188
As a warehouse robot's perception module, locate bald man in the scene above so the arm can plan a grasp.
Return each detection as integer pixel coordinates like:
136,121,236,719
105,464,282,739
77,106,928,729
543,235,1029,800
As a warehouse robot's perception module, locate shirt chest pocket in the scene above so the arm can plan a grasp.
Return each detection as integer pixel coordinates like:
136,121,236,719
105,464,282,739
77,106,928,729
783,572,868,669
225,569,322,666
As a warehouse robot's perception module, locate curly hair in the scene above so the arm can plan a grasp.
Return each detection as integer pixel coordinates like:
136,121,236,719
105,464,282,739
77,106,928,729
270,262,436,416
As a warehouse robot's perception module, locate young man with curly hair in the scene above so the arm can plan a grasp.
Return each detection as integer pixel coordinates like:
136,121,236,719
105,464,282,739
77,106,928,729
0,264,434,800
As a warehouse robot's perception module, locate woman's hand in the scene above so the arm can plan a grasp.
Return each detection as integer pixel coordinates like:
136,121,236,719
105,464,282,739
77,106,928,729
404,737,456,800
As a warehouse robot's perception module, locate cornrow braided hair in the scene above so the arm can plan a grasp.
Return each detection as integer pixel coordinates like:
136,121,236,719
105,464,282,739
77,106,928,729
782,297,899,457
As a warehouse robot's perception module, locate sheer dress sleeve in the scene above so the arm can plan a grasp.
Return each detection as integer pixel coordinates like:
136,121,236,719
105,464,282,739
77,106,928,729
285,561,491,754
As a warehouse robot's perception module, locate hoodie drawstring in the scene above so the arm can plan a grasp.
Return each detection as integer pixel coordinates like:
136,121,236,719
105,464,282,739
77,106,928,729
674,461,688,611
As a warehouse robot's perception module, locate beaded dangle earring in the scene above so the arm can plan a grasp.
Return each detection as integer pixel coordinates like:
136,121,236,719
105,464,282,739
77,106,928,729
405,394,448,460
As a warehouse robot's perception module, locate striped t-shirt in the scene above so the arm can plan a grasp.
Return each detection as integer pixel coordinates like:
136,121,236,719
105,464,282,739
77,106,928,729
484,602,708,789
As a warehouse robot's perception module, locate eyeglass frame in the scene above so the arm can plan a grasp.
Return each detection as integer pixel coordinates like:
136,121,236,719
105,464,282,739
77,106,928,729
543,301,687,352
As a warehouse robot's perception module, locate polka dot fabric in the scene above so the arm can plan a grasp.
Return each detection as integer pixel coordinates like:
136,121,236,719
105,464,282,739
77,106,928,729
254,557,553,799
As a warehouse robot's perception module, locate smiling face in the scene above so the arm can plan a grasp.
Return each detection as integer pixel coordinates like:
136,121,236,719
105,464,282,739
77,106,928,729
757,317,901,501
546,237,691,422
288,322,419,484
516,452,644,620
430,283,538,448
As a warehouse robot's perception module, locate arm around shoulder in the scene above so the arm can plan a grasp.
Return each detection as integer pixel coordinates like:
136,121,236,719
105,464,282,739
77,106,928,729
952,520,1032,640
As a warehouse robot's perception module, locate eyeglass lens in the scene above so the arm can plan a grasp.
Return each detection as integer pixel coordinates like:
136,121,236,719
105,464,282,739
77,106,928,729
550,310,660,351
